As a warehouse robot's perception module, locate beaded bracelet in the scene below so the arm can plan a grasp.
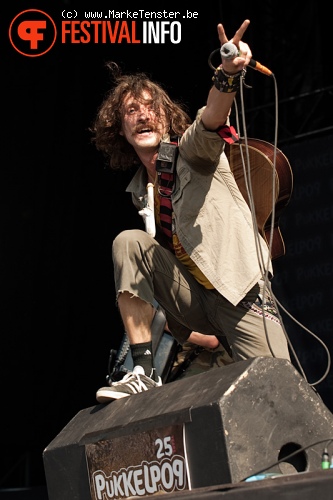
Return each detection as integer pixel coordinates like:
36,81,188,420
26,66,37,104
212,65,246,93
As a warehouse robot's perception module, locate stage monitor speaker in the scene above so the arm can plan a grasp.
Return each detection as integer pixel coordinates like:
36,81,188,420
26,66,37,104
43,357,333,500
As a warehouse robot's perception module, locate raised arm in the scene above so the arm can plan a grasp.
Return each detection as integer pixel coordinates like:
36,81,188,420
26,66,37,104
201,19,253,131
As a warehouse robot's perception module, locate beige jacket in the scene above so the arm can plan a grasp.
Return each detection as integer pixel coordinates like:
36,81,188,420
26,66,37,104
126,108,272,306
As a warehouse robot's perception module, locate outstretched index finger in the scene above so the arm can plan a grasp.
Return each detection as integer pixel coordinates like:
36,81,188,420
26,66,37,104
232,19,250,46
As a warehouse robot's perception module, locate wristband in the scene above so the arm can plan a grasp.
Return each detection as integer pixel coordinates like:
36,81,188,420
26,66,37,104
212,65,246,93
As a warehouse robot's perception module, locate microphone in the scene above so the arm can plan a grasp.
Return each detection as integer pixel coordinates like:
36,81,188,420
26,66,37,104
220,42,273,77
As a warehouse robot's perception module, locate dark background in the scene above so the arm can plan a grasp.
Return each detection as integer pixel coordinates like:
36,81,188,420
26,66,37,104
2,0,333,495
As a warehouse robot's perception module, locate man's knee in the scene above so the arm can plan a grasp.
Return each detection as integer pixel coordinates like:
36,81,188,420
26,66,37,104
113,229,138,247
113,229,148,254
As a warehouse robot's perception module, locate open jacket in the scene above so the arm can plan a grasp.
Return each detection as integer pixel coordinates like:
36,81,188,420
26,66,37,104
126,108,272,306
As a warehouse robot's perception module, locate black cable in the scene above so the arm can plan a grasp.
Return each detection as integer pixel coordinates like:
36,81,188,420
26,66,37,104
210,43,331,387
240,438,333,482
208,48,221,71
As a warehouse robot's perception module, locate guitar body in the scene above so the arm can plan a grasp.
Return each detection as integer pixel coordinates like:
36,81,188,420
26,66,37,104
226,138,293,260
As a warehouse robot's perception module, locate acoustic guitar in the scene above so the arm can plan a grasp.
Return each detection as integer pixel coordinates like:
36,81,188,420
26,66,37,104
225,138,293,260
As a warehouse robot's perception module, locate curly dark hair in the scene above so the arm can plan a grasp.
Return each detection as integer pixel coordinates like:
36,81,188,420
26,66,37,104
91,62,192,170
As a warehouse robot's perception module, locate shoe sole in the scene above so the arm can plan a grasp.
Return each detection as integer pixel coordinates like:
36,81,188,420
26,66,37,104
96,390,132,403
96,378,162,403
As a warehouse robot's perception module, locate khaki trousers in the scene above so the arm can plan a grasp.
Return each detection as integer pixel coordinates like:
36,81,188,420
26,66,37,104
112,229,290,362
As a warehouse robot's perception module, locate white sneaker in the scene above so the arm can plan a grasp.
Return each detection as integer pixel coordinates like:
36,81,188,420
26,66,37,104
96,366,162,403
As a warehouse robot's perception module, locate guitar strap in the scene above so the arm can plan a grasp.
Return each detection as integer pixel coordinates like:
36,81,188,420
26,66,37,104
157,136,179,251
158,127,238,248
216,124,239,144
158,172,174,249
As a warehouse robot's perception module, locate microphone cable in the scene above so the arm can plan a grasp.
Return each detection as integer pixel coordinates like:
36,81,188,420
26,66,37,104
210,43,331,388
